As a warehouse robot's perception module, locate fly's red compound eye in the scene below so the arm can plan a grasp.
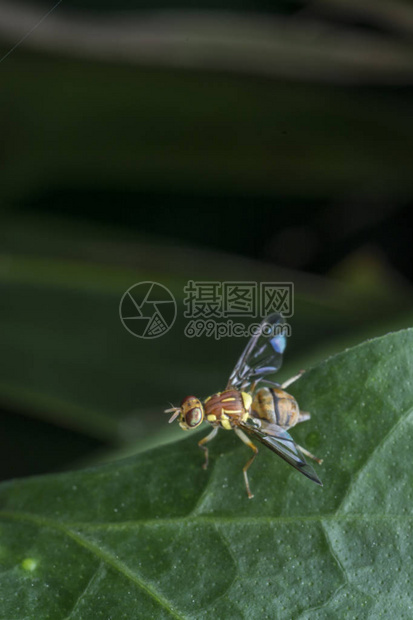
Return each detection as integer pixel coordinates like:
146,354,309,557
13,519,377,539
185,407,202,427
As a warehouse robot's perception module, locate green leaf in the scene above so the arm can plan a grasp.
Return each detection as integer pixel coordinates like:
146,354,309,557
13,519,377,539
0,328,412,618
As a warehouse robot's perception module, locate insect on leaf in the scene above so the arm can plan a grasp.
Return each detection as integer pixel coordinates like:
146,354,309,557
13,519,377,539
0,329,412,618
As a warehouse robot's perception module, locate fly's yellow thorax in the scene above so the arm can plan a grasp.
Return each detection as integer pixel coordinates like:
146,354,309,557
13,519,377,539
241,392,252,416
204,389,251,429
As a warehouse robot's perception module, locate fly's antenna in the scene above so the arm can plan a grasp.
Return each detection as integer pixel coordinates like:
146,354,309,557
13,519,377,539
164,404,181,423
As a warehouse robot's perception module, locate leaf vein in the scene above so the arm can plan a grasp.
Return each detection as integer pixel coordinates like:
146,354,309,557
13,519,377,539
337,406,413,512
0,510,185,620
61,563,104,620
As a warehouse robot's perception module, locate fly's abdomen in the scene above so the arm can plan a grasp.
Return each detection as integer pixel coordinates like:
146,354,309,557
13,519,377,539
251,387,300,429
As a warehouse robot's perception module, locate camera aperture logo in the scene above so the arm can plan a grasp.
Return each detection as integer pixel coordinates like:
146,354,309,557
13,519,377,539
119,282,177,339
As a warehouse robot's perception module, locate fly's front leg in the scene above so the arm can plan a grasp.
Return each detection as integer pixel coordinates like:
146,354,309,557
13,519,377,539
235,428,258,499
198,426,218,470
281,370,305,390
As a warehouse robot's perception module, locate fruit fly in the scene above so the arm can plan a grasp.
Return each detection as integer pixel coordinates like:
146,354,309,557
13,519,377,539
165,313,323,498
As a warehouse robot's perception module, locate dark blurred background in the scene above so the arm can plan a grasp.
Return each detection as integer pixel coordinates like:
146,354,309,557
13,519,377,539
1,0,413,481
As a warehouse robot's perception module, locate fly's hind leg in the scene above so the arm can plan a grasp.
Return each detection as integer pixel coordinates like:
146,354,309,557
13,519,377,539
296,443,323,465
281,370,305,389
235,428,258,499
295,410,323,463
198,426,218,470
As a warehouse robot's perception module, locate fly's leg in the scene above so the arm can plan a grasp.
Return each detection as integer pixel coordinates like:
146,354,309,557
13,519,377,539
281,370,305,389
198,426,218,470
235,428,259,499
279,372,321,464
294,409,322,463
296,443,323,465
240,380,257,393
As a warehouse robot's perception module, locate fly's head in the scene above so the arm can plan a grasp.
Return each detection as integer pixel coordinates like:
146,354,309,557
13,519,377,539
165,396,204,431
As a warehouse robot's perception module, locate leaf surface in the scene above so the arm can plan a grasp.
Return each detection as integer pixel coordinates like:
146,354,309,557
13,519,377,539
0,329,412,618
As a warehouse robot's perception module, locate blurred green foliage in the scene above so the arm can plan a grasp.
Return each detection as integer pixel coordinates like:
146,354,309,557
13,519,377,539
2,56,413,206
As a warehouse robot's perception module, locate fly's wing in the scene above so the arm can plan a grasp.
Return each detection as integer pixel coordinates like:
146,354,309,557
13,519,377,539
226,313,287,391
239,419,322,486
